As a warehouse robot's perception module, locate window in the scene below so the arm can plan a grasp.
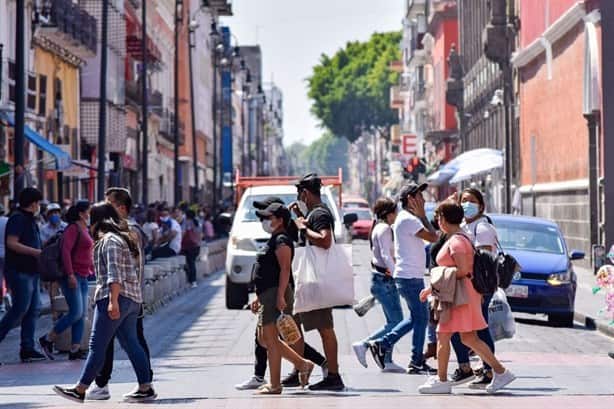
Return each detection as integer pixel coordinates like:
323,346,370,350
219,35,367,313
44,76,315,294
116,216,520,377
8,61,15,103
38,75,47,116
27,74,37,111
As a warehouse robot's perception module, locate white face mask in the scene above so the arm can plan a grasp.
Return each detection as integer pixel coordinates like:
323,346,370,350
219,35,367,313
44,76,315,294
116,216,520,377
160,216,170,222
297,201,309,216
261,219,273,234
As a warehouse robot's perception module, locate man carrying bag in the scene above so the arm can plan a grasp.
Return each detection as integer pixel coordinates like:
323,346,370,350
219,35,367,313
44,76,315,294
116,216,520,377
290,174,352,391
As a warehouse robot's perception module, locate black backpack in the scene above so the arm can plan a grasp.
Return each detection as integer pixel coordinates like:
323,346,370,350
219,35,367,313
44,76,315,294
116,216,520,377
38,224,81,282
454,233,499,295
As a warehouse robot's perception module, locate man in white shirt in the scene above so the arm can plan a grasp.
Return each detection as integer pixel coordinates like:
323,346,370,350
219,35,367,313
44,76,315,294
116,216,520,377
39,203,67,246
151,208,182,259
369,182,439,374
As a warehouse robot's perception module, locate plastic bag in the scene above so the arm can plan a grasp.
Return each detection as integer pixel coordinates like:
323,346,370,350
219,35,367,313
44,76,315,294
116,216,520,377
488,288,516,341
292,242,354,314
353,294,377,317
276,314,302,345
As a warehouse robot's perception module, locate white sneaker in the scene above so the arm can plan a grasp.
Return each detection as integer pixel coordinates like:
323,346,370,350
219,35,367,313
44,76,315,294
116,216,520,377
382,361,406,373
191,282,198,288
85,384,110,400
486,370,516,393
352,342,369,368
418,376,452,394
234,376,265,390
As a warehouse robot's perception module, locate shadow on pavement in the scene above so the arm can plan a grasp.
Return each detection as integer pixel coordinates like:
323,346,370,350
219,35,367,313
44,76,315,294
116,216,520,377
514,317,592,331
0,404,47,409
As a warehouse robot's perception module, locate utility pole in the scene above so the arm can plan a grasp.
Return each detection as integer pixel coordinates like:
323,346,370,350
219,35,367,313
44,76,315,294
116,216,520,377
188,26,199,203
97,0,109,201
173,0,183,205
13,0,25,198
212,55,218,210
483,0,516,213
141,0,149,206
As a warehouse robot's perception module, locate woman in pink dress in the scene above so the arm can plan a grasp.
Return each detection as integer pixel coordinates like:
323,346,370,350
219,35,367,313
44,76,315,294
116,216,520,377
418,201,515,394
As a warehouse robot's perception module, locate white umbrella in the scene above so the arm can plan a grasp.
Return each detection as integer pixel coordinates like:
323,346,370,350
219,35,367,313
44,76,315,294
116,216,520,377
449,150,503,184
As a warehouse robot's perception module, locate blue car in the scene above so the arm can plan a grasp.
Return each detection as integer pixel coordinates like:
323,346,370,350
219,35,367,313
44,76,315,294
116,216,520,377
490,214,585,327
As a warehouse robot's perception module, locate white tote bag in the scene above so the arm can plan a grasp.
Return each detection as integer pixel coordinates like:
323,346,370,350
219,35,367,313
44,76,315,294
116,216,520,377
292,241,355,314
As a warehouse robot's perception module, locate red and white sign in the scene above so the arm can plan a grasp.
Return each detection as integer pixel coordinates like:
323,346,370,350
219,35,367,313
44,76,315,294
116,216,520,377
401,134,418,156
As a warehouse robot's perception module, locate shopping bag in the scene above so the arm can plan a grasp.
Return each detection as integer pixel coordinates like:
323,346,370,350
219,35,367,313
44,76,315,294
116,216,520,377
488,288,516,341
292,242,354,313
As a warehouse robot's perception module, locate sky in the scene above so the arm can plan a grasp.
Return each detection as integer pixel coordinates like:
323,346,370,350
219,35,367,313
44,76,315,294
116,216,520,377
222,0,404,147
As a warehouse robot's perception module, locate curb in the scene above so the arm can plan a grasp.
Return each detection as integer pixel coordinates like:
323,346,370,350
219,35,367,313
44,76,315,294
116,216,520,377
574,310,614,338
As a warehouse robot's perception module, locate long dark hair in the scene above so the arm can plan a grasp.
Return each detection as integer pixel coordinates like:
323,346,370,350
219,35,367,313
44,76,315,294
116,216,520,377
91,202,139,257
186,209,199,227
65,200,90,224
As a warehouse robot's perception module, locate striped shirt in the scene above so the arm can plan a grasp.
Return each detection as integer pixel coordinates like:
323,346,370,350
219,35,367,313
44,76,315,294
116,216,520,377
93,232,143,304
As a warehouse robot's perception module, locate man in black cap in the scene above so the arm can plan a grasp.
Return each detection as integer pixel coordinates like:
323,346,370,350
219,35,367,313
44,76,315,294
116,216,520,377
368,181,439,374
290,173,345,391
235,196,329,390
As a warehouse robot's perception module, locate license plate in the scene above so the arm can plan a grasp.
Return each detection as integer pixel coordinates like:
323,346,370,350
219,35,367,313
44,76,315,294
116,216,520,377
506,284,529,298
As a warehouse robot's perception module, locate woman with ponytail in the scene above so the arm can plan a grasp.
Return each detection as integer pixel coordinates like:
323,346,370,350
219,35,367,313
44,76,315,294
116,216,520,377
351,198,404,372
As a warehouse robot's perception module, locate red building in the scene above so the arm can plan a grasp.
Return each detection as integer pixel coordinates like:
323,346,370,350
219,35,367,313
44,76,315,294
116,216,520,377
513,0,603,258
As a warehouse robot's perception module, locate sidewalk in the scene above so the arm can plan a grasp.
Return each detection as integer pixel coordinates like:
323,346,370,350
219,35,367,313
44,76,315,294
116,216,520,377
573,265,614,337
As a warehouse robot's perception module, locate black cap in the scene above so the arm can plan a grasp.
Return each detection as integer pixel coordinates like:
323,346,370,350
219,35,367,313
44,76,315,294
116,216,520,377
398,182,428,201
295,173,322,193
253,196,284,210
255,202,291,224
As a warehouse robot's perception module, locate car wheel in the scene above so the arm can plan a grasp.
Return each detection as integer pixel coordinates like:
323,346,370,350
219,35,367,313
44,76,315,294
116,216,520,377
225,276,248,310
548,312,574,328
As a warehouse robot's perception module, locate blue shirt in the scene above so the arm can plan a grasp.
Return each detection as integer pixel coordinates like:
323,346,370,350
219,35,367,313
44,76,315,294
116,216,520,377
5,210,42,273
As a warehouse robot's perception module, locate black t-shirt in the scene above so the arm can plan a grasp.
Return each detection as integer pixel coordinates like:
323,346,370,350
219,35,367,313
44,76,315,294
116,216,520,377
5,210,42,273
306,204,334,243
253,232,295,295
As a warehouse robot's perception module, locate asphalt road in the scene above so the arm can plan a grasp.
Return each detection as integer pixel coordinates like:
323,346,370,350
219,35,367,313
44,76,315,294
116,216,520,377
0,240,613,408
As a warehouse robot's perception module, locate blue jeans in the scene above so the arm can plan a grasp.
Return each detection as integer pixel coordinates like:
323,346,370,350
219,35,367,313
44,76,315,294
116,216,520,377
79,296,152,386
451,293,495,371
375,277,427,365
363,273,403,362
53,275,89,345
0,270,41,351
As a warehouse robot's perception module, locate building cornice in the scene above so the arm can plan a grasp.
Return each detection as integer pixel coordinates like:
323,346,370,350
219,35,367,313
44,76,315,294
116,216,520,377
32,37,85,68
512,2,586,68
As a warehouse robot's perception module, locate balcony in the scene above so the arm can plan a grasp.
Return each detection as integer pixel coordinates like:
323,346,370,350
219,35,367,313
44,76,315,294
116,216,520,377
204,0,234,16
406,0,427,19
390,86,404,110
35,0,97,60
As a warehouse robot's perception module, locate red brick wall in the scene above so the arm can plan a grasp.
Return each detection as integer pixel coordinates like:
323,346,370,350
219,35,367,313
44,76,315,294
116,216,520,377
519,23,588,185
431,18,458,131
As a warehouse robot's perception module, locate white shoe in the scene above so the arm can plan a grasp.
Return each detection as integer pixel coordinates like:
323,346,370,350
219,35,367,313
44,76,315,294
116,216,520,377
85,384,110,400
486,370,516,393
191,282,198,288
352,342,368,368
382,361,405,373
418,376,452,394
234,376,265,390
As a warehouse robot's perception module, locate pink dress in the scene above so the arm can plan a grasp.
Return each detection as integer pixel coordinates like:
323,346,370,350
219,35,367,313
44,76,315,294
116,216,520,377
435,234,487,333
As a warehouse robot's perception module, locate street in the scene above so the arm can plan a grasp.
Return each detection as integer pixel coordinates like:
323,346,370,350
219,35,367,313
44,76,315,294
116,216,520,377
0,240,612,408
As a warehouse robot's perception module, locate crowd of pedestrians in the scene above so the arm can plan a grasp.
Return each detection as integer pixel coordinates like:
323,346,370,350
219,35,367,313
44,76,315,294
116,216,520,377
0,186,227,403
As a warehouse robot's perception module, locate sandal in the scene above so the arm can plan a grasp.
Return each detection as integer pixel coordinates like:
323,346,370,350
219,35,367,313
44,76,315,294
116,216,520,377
299,361,315,388
255,384,282,395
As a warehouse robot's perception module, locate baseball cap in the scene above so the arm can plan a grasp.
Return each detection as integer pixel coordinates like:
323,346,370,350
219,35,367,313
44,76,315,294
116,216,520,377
398,182,428,201
295,173,322,193
255,202,291,224
253,196,284,210
47,203,61,213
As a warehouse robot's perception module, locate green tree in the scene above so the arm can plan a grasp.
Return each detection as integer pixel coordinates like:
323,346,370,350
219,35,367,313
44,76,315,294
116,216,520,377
300,132,349,177
307,31,401,143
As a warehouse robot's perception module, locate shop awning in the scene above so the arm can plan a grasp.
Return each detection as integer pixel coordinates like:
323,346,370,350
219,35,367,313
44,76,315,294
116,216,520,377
0,111,72,170
427,148,503,186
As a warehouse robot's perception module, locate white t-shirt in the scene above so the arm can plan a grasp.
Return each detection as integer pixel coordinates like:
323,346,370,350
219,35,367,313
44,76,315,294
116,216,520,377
168,219,183,254
142,222,158,243
462,216,498,252
393,210,427,279
371,223,395,273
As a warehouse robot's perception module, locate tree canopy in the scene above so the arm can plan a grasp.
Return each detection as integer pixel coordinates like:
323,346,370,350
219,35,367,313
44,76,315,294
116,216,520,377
286,132,349,177
307,31,402,143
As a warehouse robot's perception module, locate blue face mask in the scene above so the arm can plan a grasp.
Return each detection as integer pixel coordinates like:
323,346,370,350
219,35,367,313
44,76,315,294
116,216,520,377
49,214,61,225
462,202,480,220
